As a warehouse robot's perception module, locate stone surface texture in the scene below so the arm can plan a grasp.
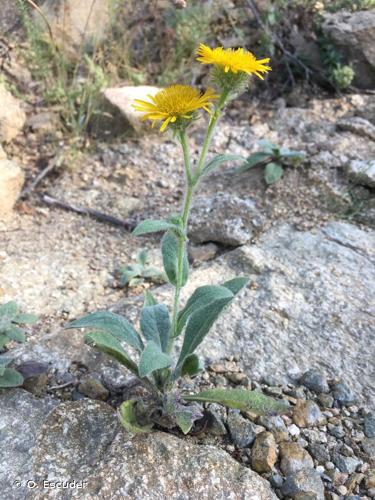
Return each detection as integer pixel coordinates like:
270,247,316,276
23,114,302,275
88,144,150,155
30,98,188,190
0,159,24,219
0,84,26,142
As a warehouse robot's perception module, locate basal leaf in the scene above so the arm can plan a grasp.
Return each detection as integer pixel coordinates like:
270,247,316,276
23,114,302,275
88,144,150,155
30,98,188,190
265,162,283,185
258,139,279,155
133,219,183,237
237,152,272,173
176,277,249,337
181,354,203,377
161,231,188,287
140,304,171,352
0,333,10,350
118,400,154,434
202,154,246,177
183,388,290,415
138,341,172,378
0,368,24,388
175,278,249,374
176,285,232,337
84,331,139,376
66,311,144,352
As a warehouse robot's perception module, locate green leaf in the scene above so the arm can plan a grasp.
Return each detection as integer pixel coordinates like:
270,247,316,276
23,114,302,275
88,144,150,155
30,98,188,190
0,333,10,350
66,311,144,352
0,301,19,322
84,331,139,376
265,162,283,185
176,285,233,336
0,368,24,388
143,291,157,307
138,341,172,378
237,152,271,173
258,139,279,155
14,313,38,325
119,265,142,286
133,219,183,237
176,277,249,336
175,278,249,374
0,356,12,376
175,411,195,435
181,354,203,377
183,388,290,415
4,326,26,343
118,400,154,434
161,231,188,287
140,304,171,352
137,249,149,266
202,154,246,176
222,277,250,295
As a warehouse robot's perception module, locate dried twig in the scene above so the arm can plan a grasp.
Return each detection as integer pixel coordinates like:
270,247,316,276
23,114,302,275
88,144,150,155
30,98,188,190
41,194,136,231
20,154,63,199
24,0,56,47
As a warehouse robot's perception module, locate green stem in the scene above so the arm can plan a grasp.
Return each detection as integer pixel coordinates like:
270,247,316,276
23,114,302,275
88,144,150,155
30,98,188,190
167,92,229,355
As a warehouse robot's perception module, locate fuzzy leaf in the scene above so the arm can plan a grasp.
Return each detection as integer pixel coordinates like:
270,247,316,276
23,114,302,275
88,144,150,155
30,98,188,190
0,333,10,350
84,331,139,376
137,249,149,266
66,311,144,352
183,388,290,415
4,326,26,343
118,400,154,434
161,231,188,287
258,139,279,155
175,278,249,374
0,368,24,388
176,285,232,337
0,356,12,376
133,219,183,237
0,301,19,322
176,277,249,336
280,148,306,162
138,341,172,378
143,291,157,307
237,152,271,173
265,162,283,185
14,313,38,325
202,154,246,176
181,354,203,377
140,304,171,352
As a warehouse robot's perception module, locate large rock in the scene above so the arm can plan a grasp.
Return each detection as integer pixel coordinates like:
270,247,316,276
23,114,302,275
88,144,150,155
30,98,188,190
32,399,277,499
189,192,264,246
38,0,111,60
0,389,58,500
322,10,375,89
100,86,161,134
0,159,24,219
0,84,26,142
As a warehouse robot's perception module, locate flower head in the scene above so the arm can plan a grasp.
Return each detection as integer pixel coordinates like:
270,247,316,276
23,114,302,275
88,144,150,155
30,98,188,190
133,84,218,132
196,44,271,79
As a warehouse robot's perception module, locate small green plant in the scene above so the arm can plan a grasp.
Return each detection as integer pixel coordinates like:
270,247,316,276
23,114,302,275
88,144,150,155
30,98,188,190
67,44,289,435
237,139,306,185
0,301,38,388
317,31,354,90
118,249,167,288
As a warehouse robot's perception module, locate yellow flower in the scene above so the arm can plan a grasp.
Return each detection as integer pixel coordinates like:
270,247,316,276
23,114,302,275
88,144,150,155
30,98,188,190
133,84,218,132
196,44,271,79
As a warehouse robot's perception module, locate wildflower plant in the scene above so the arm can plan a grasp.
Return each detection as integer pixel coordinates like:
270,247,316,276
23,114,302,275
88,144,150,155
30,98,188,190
118,249,167,288
67,45,289,434
238,139,306,185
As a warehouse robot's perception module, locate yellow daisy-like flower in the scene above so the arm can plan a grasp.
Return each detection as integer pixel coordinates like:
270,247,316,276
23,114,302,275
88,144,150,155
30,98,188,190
133,84,218,132
196,44,271,79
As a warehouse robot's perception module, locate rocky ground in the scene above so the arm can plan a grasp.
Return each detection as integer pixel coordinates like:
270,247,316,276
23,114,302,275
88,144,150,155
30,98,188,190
1,5,375,494
1,91,374,498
